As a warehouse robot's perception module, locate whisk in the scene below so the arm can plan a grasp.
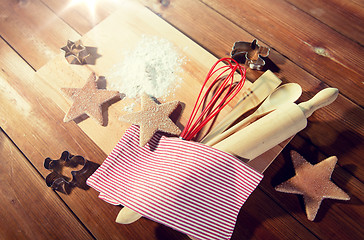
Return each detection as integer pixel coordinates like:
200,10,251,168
180,57,246,141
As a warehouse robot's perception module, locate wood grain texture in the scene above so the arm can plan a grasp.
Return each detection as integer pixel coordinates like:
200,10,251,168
0,0,80,70
34,3,318,238
0,129,92,240
1,0,363,239
261,136,364,240
0,2,316,239
35,1,235,154
232,187,319,240
0,38,165,240
40,0,122,35
201,0,364,106
137,0,364,184
0,37,315,240
285,0,364,45
134,1,364,238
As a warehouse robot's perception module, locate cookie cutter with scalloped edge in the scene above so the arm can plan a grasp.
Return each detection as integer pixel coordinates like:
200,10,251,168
44,151,99,194
61,40,90,65
231,39,270,70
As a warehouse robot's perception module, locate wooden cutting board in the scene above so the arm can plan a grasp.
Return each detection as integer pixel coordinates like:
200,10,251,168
36,0,285,167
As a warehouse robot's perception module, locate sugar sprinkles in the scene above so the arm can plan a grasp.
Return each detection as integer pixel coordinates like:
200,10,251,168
107,36,185,100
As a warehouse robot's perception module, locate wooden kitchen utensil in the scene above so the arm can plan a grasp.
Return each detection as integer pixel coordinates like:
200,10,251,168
201,70,281,144
117,57,247,224
205,83,302,146
115,88,339,239
180,57,247,141
213,88,339,160
116,206,142,224
95,124,264,240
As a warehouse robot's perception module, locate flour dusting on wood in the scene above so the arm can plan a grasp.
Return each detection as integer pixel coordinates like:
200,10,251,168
107,36,185,103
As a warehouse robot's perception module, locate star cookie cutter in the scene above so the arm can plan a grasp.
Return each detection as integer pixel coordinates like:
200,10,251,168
44,151,99,194
61,40,90,65
231,39,270,70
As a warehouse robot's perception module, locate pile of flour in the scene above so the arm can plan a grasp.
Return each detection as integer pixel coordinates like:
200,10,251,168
107,35,185,101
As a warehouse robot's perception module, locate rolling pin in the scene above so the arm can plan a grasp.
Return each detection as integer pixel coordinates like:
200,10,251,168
213,88,339,160
116,88,339,230
201,70,281,144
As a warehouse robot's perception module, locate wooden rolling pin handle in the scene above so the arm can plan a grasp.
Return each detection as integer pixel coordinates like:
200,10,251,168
115,207,142,224
298,88,339,118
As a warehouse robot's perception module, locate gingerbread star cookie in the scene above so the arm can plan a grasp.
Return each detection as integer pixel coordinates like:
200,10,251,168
62,72,120,125
120,93,181,147
275,151,350,221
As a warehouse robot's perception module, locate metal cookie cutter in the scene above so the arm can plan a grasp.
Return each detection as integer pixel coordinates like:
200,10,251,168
61,40,90,65
231,39,270,70
44,151,99,194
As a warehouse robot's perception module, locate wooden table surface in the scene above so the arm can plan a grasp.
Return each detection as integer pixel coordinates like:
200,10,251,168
1,0,363,239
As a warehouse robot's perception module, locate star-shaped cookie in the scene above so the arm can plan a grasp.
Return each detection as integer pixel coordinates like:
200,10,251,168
61,40,90,65
120,93,181,147
275,151,350,221
62,72,120,125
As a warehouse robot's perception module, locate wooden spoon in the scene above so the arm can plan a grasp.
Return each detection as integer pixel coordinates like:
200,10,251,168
213,88,338,160
201,70,281,144
205,83,302,146
114,71,281,225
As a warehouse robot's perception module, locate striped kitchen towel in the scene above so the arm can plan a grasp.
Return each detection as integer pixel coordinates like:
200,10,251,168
87,125,263,240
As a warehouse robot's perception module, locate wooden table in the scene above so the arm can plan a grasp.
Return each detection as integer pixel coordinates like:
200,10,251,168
1,0,363,239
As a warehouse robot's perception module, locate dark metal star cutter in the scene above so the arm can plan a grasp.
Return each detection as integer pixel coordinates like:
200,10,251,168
231,39,270,70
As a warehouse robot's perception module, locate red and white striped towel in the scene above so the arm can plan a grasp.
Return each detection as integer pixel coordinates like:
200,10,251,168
87,125,263,240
